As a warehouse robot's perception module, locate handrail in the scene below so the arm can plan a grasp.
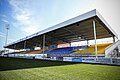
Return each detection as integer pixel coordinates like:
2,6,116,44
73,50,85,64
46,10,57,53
105,40,120,54
105,40,120,50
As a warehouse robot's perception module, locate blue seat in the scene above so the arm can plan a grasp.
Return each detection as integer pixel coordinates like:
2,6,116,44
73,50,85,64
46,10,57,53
42,45,89,54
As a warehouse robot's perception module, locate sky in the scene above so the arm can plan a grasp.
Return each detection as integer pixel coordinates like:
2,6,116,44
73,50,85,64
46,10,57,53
0,0,120,50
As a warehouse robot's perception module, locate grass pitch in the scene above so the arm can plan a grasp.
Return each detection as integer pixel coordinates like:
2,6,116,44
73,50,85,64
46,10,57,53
0,57,120,80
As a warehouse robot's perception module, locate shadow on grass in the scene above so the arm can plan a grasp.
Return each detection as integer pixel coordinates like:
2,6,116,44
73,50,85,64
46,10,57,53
1,57,119,71
0,57,78,71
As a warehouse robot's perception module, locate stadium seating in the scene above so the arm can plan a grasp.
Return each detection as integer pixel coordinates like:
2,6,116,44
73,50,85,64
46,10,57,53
14,49,44,54
73,43,112,54
42,46,88,54
15,51,26,54
46,47,75,54
26,49,44,54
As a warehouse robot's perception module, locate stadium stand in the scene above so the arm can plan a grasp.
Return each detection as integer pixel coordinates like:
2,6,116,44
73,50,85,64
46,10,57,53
3,10,120,65
73,43,112,54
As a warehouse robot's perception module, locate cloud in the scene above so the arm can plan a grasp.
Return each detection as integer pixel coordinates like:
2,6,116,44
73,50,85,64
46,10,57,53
0,15,9,24
0,15,8,18
2,19,9,23
8,0,41,35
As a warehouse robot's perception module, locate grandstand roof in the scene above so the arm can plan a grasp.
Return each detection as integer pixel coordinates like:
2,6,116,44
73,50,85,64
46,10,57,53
4,9,118,49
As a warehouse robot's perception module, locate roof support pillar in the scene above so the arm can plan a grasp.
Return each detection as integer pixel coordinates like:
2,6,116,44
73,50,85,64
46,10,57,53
87,40,89,46
14,45,16,52
113,36,115,43
93,20,98,58
43,34,45,53
24,41,26,51
69,42,71,47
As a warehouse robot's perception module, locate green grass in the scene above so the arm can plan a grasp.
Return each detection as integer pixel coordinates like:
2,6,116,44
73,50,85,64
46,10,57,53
0,57,120,80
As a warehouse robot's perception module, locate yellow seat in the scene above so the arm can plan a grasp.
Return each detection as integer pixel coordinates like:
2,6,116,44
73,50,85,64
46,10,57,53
27,49,44,54
73,43,112,54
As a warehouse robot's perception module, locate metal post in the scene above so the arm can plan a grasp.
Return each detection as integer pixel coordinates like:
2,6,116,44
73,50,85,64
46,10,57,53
14,45,16,52
93,20,98,58
69,42,71,47
5,24,9,47
24,41,26,51
4,24,9,55
87,40,89,46
14,45,16,57
8,49,9,54
43,35,45,53
113,36,115,43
